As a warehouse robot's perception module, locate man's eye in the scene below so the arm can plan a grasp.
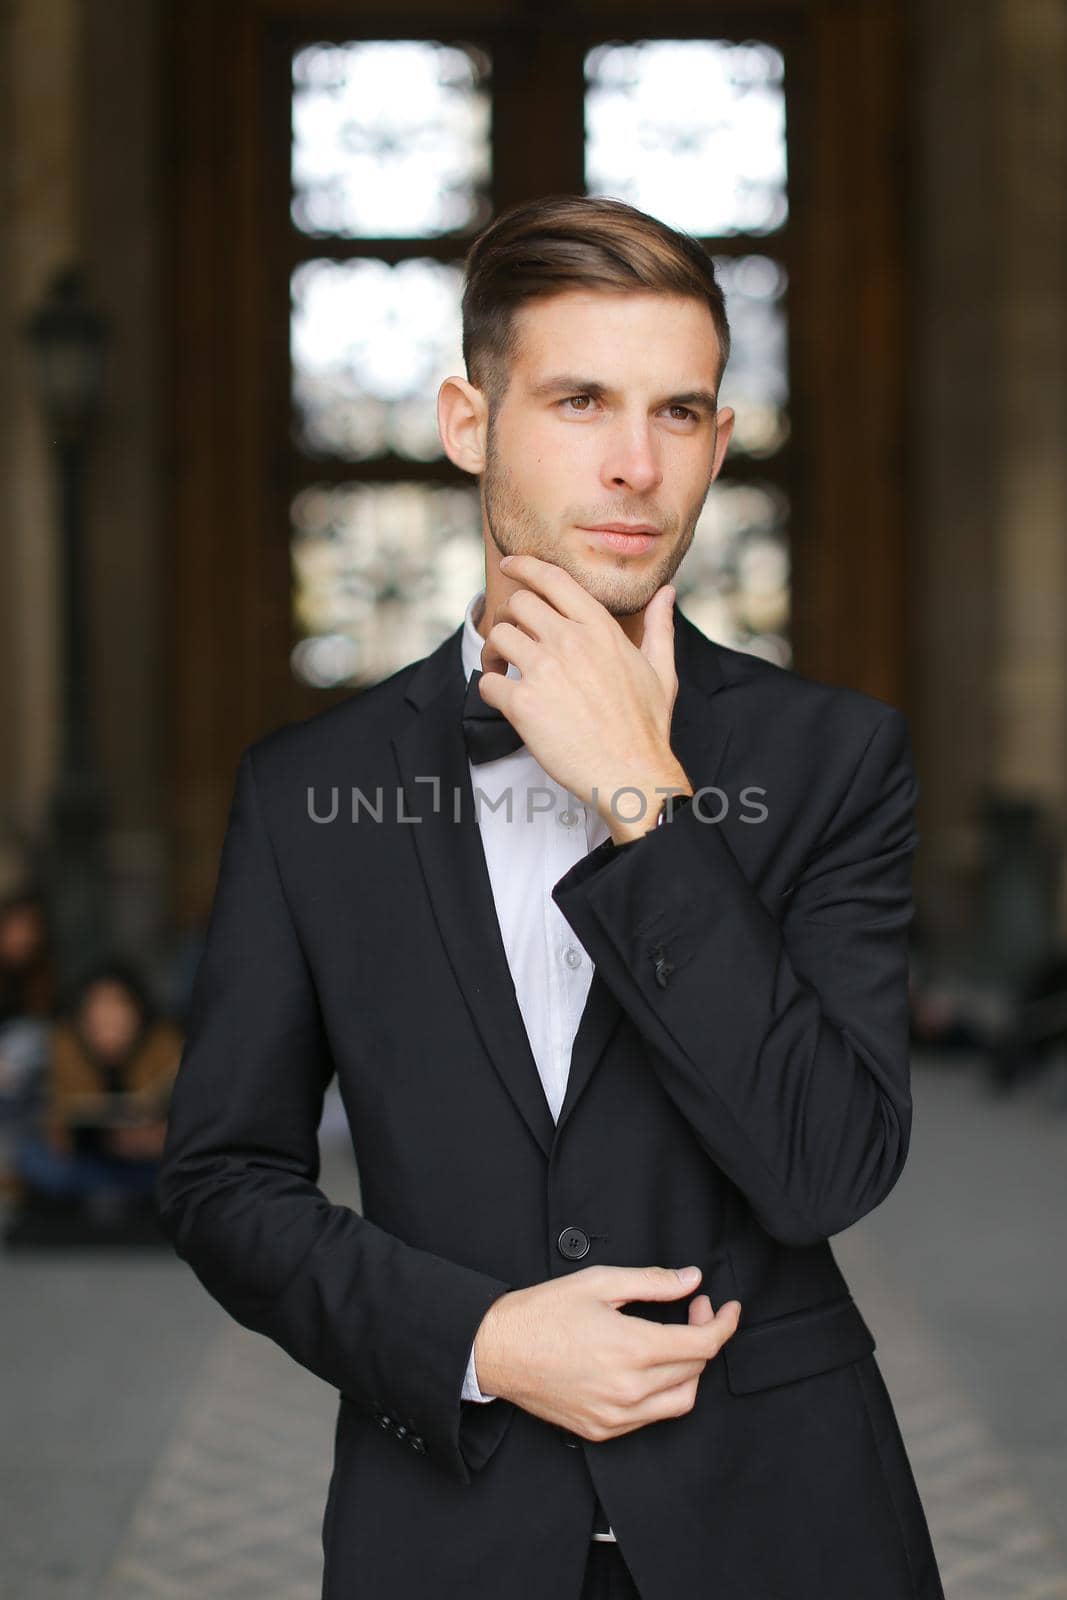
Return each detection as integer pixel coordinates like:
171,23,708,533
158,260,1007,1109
559,397,700,421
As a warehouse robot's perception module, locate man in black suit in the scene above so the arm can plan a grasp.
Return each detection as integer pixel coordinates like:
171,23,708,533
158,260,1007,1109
157,195,944,1599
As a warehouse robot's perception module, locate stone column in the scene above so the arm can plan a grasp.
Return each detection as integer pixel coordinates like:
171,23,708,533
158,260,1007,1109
912,0,1067,948
992,0,1067,835
80,0,168,954
0,0,169,954
0,0,81,892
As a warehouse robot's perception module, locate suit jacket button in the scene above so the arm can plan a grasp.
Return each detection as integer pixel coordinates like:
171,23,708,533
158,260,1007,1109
376,1411,393,1430
394,1423,409,1441
558,1226,590,1261
410,1435,426,1453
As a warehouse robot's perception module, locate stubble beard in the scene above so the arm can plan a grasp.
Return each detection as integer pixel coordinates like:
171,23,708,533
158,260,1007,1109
481,421,710,621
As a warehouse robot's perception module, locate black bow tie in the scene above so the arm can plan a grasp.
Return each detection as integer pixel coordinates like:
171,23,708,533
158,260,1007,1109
461,669,525,764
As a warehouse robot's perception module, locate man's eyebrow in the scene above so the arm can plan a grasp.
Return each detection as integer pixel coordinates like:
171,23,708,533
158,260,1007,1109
525,374,610,401
663,388,719,412
526,374,718,411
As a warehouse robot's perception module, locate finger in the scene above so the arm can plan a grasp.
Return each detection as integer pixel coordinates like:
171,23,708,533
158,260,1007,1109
614,1374,701,1435
636,1299,716,1372
687,1293,714,1326
646,1300,742,1363
639,586,677,686
474,667,521,723
498,553,603,623
479,620,540,680
638,1354,709,1392
596,1264,704,1306
643,1299,742,1363
496,587,567,645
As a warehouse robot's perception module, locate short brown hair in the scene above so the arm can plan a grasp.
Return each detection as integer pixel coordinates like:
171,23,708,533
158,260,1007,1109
461,194,731,409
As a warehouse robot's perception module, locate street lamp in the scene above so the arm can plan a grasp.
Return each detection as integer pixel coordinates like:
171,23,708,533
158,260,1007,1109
23,267,112,989
25,268,107,444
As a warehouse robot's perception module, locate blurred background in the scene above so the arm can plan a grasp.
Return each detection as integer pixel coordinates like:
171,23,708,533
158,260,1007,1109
1,0,1066,1595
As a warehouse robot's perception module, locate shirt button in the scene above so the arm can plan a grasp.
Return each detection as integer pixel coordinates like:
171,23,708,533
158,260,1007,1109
564,946,583,969
558,808,581,827
558,1226,590,1260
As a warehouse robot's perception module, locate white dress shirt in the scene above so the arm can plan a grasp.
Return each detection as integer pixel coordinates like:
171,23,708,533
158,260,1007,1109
456,589,618,1537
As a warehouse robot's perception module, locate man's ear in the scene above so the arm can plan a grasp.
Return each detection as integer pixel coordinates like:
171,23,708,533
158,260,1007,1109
710,407,735,481
438,376,489,477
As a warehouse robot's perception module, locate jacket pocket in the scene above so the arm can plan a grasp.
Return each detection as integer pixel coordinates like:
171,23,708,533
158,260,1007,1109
721,1294,876,1396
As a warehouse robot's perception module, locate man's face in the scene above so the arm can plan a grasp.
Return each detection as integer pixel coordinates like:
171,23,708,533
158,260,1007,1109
479,289,733,620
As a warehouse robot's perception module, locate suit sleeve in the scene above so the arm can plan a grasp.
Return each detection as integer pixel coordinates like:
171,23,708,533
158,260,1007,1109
155,745,512,1486
551,706,919,1248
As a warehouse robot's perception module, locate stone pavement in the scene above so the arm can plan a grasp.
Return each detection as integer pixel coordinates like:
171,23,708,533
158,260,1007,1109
96,1328,334,1600
2,1053,1065,1598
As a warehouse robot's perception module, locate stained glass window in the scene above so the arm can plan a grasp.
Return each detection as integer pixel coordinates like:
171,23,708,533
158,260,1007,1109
585,40,787,236
291,257,465,460
291,40,492,238
291,482,484,687
289,39,491,683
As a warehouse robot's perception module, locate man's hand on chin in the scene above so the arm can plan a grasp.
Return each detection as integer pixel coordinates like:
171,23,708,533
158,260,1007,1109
476,553,693,842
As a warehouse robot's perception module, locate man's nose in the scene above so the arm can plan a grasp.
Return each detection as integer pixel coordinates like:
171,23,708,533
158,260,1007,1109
601,423,663,495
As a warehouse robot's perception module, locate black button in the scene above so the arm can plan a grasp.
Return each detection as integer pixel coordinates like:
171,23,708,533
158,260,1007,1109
558,1226,590,1261
409,1434,426,1453
376,1411,393,1430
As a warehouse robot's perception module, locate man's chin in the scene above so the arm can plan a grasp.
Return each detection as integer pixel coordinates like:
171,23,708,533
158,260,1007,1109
564,561,669,619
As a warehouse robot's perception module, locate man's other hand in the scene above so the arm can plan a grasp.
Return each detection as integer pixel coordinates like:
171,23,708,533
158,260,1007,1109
472,1264,741,1441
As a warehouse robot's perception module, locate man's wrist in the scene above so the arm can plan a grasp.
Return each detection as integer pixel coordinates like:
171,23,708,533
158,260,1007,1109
602,767,694,846
472,1292,513,1401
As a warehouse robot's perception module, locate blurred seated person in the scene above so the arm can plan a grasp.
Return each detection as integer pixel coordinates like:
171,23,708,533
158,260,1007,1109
0,886,57,1026
0,1015,52,1190
13,958,182,1207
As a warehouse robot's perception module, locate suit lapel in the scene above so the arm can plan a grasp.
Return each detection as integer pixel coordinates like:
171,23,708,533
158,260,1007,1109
391,606,736,1160
391,628,557,1159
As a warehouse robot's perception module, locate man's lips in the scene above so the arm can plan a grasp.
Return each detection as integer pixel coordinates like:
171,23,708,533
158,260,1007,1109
581,523,662,535
578,523,663,554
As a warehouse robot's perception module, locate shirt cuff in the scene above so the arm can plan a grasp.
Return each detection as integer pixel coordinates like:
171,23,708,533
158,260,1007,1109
461,1336,497,1403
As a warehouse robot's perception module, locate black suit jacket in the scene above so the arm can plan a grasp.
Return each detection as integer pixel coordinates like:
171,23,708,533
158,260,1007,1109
156,608,945,1600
